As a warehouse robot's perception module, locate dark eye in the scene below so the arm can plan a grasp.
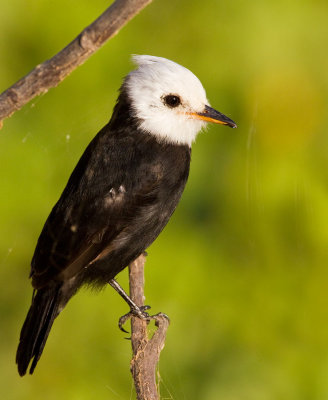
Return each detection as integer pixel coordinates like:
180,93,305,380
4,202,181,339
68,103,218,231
163,95,181,108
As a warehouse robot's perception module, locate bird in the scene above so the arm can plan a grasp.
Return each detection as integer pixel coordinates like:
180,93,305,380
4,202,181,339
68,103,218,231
16,55,236,376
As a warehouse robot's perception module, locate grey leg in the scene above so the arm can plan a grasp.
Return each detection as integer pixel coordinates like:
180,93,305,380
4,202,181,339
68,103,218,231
108,279,151,332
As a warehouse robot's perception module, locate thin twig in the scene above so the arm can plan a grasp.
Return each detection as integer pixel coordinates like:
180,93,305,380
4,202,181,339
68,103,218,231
129,255,170,400
0,0,153,127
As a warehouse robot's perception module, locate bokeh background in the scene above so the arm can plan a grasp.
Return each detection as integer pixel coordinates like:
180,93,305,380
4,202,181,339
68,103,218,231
1,0,328,399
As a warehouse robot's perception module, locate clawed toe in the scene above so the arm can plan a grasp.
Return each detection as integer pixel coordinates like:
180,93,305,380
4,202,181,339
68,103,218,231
118,305,152,333
109,278,169,335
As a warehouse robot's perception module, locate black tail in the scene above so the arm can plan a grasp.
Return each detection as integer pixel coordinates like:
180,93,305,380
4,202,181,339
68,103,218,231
16,284,61,376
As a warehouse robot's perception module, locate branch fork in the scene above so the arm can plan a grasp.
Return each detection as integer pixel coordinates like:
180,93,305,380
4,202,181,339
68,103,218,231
128,254,170,400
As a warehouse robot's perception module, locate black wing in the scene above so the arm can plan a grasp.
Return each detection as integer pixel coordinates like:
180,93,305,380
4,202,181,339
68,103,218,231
31,122,190,289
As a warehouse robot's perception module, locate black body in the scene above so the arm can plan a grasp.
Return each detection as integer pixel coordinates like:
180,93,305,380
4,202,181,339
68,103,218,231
16,89,191,376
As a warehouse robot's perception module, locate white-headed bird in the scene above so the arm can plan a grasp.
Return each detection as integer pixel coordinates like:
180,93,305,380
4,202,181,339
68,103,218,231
16,55,236,376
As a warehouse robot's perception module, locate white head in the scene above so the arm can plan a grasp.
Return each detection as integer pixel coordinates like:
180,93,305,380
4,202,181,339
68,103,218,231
124,55,236,147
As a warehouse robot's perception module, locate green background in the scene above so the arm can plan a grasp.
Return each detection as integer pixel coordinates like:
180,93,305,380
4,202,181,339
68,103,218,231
1,0,328,399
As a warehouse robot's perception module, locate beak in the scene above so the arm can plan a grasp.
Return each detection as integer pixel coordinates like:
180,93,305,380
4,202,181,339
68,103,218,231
188,105,237,128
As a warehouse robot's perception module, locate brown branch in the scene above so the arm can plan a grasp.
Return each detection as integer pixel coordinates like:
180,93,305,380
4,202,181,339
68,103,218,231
0,0,153,127
129,254,170,400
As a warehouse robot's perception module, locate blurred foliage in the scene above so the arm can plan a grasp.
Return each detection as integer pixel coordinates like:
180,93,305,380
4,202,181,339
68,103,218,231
1,0,328,399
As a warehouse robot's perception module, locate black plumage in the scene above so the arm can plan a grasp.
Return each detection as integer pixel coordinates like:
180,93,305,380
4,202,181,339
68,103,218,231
16,88,190,376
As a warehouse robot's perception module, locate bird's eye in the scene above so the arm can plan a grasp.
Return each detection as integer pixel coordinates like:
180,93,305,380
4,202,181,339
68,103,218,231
163,95,181,108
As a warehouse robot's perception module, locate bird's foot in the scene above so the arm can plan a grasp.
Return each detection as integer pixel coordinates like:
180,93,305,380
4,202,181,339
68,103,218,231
108,278,170,334
118,304,151,333
118,306,170,334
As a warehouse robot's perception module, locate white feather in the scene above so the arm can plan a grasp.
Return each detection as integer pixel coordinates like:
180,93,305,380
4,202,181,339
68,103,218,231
125,55,209,146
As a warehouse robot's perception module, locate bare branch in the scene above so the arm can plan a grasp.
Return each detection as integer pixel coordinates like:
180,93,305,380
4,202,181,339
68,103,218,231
129,255,170,400
0,0,153,127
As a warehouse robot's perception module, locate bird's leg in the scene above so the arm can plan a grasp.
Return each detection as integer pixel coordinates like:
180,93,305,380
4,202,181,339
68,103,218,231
108,279,151,333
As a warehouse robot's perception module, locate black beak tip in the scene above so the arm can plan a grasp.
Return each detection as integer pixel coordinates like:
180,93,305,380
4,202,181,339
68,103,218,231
222,114,237,129
203,105,237,129
222,117,237,129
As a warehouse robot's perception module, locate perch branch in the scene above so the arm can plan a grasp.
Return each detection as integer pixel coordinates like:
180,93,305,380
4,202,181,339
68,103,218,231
129,254,170,400
0,0,153,127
